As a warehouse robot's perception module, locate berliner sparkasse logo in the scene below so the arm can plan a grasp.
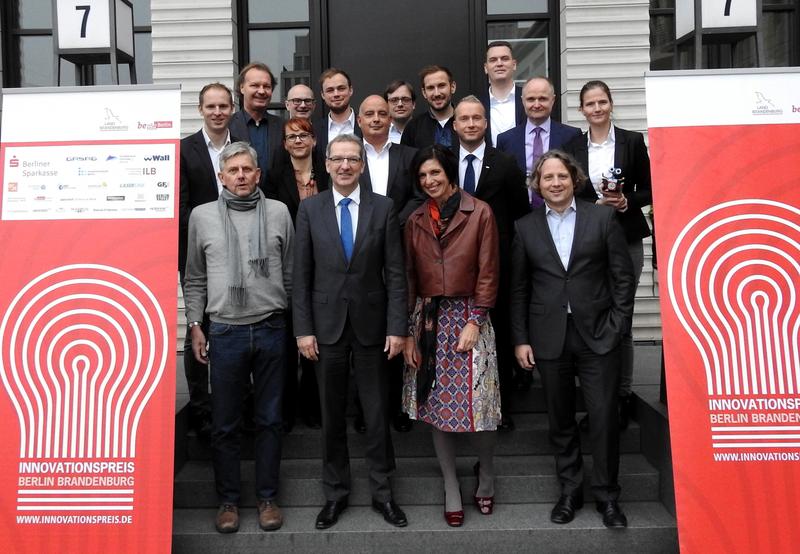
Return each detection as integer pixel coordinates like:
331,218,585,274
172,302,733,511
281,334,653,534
9,156,19,168
752,91,783,116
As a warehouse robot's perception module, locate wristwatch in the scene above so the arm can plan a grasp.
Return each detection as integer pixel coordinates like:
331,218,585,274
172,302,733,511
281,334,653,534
188,321,202,329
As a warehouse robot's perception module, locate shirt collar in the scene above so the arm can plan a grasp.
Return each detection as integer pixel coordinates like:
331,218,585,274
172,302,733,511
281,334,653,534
545,197,577,216
459,141,486,162
526,117,552,135
488,85,513,103
328,108,355,130
588,124,616,147
364,139,391,156
201,127,231,149
332,184,361,206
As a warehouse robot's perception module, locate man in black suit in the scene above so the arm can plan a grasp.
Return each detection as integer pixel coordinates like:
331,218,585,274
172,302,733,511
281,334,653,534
496,76,581,183
293,134,408,529
401,65,457,149
480,41,526,146
452,95,530,430
510,150,635,529
312,68,362,174
228,62,284,185
178,82,240,435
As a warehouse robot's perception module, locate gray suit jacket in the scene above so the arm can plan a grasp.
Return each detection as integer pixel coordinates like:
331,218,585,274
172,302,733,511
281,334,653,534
292,187,407,346
509,199,635,359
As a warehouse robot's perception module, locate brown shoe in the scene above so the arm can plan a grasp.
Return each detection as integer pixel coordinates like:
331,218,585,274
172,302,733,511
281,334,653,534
215,503,239,533
257,499,283,531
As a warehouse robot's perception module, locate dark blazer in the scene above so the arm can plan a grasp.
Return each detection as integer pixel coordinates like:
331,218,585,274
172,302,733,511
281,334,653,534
264,157,329,224
510,199,635,359
178,128,243,276
496,119,582,174
361,142,422,225
456,145,530,275
562,126,652,243
479,84,526,147
228,110,284,180
311,113,363,176
293,187,407,346
400,111,456,149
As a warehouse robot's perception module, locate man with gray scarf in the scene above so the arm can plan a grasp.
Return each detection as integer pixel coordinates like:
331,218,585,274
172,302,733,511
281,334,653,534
184,141,294,534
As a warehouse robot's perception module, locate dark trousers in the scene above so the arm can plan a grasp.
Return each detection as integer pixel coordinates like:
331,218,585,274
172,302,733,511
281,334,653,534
208,315,285,504
316,318,395,503
283,313,321,424
180,278,210,420
537,316,621,502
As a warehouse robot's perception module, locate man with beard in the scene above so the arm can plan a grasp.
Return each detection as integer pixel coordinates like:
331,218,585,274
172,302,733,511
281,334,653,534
312,68,363,172
401,65,457,149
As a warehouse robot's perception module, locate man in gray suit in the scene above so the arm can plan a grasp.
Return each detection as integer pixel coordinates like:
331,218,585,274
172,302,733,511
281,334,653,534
293,134,408,529
510,150,635,529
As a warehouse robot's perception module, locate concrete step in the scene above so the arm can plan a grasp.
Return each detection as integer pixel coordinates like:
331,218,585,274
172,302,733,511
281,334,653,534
174,453,659,508
183,414,642,460
172,502,678,553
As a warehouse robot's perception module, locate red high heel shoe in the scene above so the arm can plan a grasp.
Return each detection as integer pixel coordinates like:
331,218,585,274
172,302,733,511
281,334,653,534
444,487,464,527
473,462,494,515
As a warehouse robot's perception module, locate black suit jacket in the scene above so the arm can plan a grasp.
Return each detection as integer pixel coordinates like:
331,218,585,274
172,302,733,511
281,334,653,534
479,84,526,147
228,110,284,186
311,114,363,181
264,158,329,224
495,119,582,174
293,187,407,346
562,126,652,243
361,142,422,226
510,199,635,359
178,128,243,276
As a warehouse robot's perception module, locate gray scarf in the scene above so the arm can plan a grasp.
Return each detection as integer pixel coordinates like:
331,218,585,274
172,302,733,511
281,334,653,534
217,187,270,306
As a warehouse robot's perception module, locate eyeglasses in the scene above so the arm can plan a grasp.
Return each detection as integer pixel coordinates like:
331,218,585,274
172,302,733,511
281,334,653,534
285,133,312,142
387,96,413,105
327,156,362,165
287,98,314,106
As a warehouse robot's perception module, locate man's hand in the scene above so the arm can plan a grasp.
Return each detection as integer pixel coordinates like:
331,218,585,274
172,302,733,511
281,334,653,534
297,335,319,361
456,321,479,352
514,344,536,370
385,335,405,360
191,326,209,364
404,337,421,369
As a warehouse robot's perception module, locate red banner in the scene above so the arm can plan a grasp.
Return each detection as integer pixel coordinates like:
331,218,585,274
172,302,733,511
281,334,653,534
0,87,179,553
647,69,800,552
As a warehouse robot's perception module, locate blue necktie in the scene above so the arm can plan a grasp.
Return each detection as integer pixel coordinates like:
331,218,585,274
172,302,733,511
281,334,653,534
463,154,476,194
339,198,353,262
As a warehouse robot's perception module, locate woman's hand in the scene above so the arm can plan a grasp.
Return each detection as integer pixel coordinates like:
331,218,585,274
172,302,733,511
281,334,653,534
599,191,628,212
404,336,421,368
456,321,480,352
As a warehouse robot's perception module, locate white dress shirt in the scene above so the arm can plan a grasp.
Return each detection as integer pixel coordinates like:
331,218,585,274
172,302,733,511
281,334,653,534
587,125,616,198
332,184,360,238
489,86,516,144
202,127,232,192
458,142,486,192
328,108,356,140
364,140,391,197
545,198,577,312
388,122,403,144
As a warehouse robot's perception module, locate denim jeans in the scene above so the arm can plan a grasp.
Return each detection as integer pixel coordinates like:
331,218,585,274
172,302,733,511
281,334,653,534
209,314,285,504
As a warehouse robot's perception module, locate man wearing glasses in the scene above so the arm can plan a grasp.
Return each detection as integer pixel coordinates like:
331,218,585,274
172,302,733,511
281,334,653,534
285,84,316,119
293,134,408,530
383,80,416,144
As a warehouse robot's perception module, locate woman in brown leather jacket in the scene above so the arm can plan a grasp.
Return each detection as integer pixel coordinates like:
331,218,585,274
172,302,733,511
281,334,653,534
402,145,501,527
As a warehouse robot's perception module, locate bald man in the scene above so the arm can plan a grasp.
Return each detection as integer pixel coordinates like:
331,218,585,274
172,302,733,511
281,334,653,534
285,84,316,119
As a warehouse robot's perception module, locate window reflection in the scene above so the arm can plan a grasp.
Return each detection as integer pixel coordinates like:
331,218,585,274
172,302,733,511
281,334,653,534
249,29,311,104
248,0,308,23
18,0,52,28
488,0,549,15
488,21,549,80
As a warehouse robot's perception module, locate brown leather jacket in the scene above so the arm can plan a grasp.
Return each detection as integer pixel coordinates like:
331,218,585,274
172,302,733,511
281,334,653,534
404,192,499,311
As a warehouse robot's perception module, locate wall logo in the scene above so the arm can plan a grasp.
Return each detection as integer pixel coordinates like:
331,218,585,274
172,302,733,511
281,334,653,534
9,156,19,168
144,155,170,162
752,91,783,116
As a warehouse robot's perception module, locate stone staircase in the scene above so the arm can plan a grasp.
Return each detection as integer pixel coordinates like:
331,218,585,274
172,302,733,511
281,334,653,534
171,377,678,552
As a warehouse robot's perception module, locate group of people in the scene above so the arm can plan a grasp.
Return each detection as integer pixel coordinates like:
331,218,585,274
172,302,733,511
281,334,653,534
180,40,652,535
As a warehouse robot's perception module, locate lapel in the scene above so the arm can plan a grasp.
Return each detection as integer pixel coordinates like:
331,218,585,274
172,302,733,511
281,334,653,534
279,166,301,213
362,160,374,191
189,131,219,196
385,146,401,196
320,190,349,266
613,126,627,174
533,208,566,272
567,201,588,270
475,146,494,195
351,187,374,264
512,126,527,170
440,192,474,240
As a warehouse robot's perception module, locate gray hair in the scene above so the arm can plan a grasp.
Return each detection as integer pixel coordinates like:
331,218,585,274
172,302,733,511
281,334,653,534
325,133,365,161
219,141,259,171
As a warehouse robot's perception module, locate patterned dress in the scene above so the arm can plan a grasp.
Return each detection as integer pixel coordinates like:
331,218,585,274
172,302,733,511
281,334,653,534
403,296,501,432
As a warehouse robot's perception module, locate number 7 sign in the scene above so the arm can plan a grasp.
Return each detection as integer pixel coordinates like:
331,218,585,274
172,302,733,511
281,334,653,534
56,0,111,50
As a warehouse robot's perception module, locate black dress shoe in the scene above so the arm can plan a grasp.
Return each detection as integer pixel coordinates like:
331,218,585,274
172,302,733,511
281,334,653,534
353,414,366,434
498,413,515,431
550,494,583,524
371,499,408,527
393,412,412,433
596,500,628,528
315,499,348,529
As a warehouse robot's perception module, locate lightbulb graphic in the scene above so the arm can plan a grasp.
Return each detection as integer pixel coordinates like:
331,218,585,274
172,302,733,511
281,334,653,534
666,199,800,450
0,264,167,513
